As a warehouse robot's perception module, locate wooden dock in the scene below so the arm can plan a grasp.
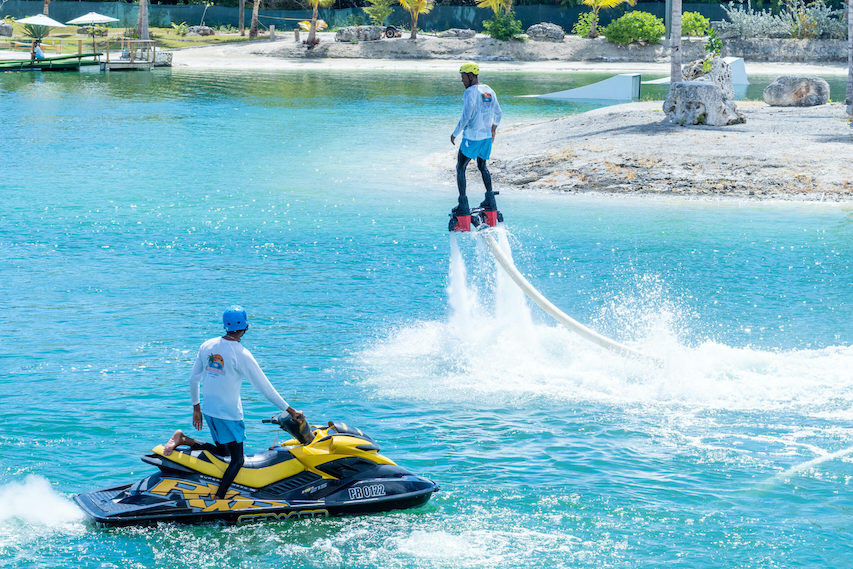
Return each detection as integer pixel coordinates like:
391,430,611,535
0,53,102,71
100,39,156,72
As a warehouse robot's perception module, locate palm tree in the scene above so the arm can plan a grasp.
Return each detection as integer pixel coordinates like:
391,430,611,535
669,0,682,85
398,0,434,40
137,0,150,40
475,0,511,15
847,0,852,116
249,0,261,38
306,0,336,44
239,0,245,36
581,0,636,39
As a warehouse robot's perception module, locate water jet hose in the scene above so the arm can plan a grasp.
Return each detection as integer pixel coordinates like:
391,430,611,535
482,231,658,364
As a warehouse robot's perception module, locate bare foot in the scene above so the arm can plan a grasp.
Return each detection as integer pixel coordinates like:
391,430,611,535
163,429,186,456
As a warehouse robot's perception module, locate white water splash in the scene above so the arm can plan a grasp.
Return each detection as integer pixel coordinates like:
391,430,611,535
359,228,853,415
0,475,84,526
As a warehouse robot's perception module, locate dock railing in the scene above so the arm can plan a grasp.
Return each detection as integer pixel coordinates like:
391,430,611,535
1,37,157,60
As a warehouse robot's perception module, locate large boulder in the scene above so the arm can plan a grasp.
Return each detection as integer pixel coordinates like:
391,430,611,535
436,28,476,39
762,76,830,107
0,22,13,37
187,26,214,36
335,25,384,42
682,56,734,101
663,81,745,126
526,22,565,42
154,50,173,67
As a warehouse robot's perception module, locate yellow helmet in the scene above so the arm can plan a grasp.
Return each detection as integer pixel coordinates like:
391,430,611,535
459,62,479,75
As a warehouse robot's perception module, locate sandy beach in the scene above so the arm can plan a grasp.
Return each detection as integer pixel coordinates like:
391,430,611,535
487,101,851,201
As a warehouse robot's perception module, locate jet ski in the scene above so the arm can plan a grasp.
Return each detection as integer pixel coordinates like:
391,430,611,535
74,414,439,526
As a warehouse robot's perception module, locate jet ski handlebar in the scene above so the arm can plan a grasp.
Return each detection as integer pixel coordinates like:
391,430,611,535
263,412,314,445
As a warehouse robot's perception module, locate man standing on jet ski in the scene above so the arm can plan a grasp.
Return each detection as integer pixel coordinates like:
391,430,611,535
163,305,304,501
451,62,502,218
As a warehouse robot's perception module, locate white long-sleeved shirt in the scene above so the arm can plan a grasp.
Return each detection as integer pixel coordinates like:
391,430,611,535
452,83,502,141
189,336,289,421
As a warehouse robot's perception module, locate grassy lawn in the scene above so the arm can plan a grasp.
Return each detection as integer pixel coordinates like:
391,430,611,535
1,22,264,54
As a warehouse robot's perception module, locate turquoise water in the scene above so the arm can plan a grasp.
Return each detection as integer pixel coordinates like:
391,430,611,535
1,69,851,568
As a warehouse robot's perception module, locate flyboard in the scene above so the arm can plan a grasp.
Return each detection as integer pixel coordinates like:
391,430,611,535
448,201,655,363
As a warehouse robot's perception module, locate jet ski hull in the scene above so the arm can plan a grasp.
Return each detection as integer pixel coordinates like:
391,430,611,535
75,438,439,526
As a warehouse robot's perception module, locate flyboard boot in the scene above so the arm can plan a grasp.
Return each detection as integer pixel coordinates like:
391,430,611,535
448,196,472,232
471,191,504,229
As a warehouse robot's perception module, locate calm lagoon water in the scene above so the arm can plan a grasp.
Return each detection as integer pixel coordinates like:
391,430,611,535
0,68,851,568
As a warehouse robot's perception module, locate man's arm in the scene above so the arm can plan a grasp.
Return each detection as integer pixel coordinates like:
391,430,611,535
190,351,204,430
243,350,303,420
451,89,476,142
492,92,503,139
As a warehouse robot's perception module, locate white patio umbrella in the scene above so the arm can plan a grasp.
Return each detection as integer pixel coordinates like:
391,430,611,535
16,14,67,27
66,12,119,54
16,14,67,55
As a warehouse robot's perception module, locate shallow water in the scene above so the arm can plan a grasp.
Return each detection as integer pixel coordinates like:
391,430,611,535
1,69,851,569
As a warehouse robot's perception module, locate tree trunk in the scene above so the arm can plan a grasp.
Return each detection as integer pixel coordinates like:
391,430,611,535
410,12,417,39
587,9,599,39
137,0,150,40
847,0,852,116
239,0,245,36
669,0,682,85
307,4,318,44
42,0,49,16
249,0,260,38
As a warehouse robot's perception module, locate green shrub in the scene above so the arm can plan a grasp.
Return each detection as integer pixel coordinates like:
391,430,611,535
704,27,722,55
681,11,710,36
363,0,395,26
571,11,595,37
601,11,665,45
483,10,524,41
171,21,189,36
22,23,50,39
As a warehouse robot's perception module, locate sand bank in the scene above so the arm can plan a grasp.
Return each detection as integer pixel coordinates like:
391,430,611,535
168,35,848,77
483,101,851,201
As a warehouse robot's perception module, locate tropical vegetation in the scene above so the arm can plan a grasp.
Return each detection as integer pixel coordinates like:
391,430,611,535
398,0,434,39
681,11,710,36
581,0,637,38
306,0,336,43
601,10,665,44
363,0,396,26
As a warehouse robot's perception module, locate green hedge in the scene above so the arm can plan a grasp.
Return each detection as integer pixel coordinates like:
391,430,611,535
602,11,665,44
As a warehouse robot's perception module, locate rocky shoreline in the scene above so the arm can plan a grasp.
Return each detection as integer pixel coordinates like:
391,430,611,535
258,32,848,64
486,101,852,201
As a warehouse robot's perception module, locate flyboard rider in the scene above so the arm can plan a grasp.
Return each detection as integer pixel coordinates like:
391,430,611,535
450,62,503,231
163,306,305,501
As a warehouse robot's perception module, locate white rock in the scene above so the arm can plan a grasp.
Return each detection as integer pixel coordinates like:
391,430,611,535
0,22,12,37
682,56,734,100
187,25,214,36
335,25,384,42
526,22,565,42
154,51,173,67
436,28,476,39
762,76,830,107
663,81,745,126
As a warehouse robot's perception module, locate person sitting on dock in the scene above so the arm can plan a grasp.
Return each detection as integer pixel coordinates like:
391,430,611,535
31,40,45,61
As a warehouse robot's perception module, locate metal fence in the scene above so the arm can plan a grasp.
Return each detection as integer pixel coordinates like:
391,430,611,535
3,1,728,30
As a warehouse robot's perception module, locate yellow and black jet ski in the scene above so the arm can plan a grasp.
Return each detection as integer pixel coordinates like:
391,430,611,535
74,414,439,526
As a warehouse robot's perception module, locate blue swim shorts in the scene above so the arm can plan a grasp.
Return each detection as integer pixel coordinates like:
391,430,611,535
204,414,246,444
460,137,493,161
